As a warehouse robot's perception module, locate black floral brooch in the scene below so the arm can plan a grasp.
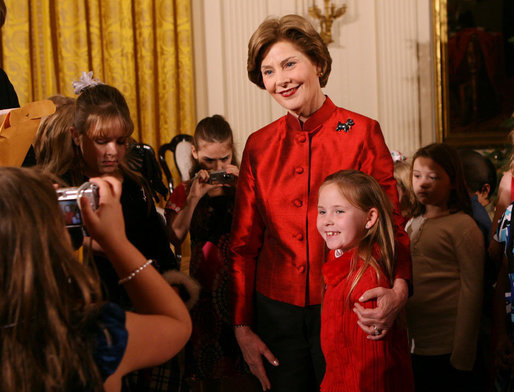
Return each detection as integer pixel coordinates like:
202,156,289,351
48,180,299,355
336,119,355,133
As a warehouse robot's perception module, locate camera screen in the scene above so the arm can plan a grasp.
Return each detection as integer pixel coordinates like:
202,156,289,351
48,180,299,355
59,200,82,227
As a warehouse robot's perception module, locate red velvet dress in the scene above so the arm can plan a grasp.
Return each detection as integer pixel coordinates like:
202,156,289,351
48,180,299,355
230,96,412,324
321,248,414,392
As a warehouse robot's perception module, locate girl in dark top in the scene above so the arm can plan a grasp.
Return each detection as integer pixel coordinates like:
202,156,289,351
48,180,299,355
0,167,191,392
62,76,191,391
65,79,180,307
165,115,256,390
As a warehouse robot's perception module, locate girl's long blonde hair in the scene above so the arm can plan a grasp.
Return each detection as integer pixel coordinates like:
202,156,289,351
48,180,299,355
321,170,396,301
0,167,103,391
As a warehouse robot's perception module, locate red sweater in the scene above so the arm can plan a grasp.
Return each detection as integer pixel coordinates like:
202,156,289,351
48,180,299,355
321,248,414,392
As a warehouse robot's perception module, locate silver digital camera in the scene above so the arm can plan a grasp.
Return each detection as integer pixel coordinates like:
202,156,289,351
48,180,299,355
56,182,99,228
208,170,236,185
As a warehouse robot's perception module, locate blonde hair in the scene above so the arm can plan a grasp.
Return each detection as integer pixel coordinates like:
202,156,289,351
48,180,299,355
320,170,396,302
34,98,76,176
247,14,332,89
394,160,416,219
0,167,103,391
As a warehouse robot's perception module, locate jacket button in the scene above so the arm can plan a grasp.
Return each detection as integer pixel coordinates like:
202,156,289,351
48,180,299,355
293,233,304,241
293,199,303,207
295,167,304,174
296,134,306,143
297,265,305,273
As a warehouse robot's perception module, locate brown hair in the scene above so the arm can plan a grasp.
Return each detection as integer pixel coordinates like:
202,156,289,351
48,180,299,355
320,170,396,302
191,114,238,175
48,94,75,108
0,167,103,391
73,84,133,141
34,98,76,176
247,14,332,89
67,83,137,186
411,143,471,217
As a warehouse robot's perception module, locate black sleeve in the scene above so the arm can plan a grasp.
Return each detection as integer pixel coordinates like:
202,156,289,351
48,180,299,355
0,68,19,110
121,179,178,272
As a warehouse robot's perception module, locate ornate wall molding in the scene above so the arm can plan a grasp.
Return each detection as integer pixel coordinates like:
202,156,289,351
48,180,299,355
193,0,434,158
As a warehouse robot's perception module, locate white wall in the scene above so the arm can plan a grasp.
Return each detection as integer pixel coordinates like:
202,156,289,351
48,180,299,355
192,0,435,159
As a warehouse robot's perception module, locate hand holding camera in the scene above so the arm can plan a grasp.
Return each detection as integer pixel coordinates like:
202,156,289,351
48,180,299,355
208,170,237,185
78,176,128,253
57,182,99,228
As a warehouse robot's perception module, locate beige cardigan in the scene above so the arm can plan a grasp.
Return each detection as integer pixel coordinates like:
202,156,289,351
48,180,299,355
406,212,484,371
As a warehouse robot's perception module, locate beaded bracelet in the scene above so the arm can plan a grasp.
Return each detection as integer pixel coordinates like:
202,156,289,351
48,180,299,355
118,259,154,285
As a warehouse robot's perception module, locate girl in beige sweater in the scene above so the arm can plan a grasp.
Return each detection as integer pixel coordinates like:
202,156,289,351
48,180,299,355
405,143,484,392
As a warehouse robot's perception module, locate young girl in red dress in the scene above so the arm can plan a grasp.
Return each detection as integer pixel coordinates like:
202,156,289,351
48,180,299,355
317,170,414,392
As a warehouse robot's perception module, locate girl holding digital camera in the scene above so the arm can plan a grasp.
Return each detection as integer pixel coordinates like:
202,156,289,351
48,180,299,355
0,167,191,392
63,75,181,307
61,74,195,391
405,143,484,392
165,115,256,390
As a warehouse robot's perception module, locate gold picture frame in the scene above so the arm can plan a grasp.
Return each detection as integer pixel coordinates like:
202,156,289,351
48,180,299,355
433,0,514,147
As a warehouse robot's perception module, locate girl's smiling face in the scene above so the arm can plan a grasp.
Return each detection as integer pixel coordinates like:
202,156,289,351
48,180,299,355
317,183,374,252
73,117,129,178
260,40,325,120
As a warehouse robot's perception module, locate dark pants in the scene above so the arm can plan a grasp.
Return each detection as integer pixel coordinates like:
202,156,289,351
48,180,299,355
411,354,475,392
254,293,325,392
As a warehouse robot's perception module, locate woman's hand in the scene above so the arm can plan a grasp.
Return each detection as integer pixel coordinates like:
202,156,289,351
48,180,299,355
234,326,279,391
189,169,221,199
224,164,239,178
353,279,408,340
79,176,127,251
82,235,105,255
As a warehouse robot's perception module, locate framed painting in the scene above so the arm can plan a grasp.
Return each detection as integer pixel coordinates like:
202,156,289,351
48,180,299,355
433,0,514,147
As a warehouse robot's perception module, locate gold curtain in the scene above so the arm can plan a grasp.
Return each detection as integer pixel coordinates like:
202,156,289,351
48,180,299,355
0,0,195,152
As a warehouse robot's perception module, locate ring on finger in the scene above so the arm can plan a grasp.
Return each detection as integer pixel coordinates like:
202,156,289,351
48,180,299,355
372,325,382,336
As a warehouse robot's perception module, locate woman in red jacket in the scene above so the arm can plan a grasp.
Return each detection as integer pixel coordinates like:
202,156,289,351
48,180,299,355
230,14,411,391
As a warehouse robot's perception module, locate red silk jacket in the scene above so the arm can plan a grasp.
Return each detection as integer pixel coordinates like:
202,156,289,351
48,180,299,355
230,97,412,324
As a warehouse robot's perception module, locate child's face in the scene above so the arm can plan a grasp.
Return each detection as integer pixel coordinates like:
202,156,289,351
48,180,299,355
412,156,452,209
73,120,128,178
192,139,233,172
317,183,371,252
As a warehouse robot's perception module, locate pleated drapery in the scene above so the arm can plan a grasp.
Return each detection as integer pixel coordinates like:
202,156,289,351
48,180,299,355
0,0,195,151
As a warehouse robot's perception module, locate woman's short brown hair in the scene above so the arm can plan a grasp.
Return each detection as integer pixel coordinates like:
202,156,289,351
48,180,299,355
247,14,332,89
